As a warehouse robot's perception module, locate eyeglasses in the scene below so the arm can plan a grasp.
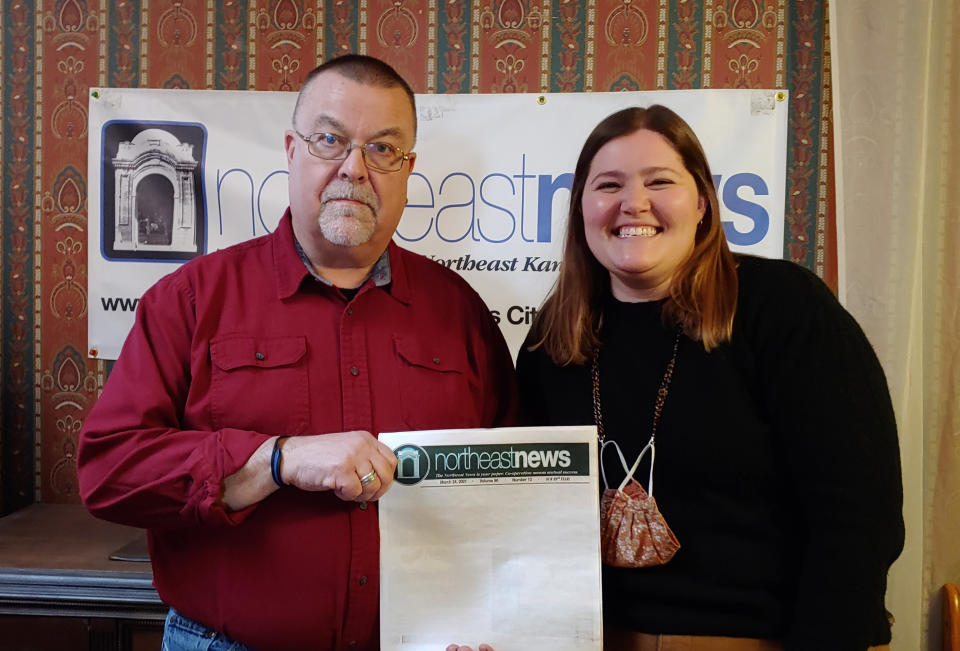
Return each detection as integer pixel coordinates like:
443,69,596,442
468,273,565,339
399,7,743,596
293,130,413,173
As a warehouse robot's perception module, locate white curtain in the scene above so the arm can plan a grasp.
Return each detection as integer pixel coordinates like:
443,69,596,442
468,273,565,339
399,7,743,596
831,1,960,649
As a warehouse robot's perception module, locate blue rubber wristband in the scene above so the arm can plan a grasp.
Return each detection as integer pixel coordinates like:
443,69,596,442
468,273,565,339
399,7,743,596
270,436,289,487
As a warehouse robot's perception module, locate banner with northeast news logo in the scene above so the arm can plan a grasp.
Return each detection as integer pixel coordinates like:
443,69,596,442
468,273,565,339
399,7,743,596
87,88,789,360
378,426,601,651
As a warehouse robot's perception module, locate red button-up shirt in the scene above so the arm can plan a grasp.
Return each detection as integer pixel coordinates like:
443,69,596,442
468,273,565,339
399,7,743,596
78,212,518,651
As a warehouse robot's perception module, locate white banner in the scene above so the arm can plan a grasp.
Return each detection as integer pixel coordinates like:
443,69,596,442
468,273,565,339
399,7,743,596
87,88,788,359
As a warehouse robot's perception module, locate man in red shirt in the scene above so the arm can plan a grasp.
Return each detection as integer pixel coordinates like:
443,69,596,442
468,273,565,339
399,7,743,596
78,55,518,651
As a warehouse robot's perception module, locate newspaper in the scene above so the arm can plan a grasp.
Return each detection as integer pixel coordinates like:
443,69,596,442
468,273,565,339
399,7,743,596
378,426,602,651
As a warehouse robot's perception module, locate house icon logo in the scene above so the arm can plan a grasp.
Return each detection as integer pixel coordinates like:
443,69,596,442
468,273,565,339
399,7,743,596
393,444,430,485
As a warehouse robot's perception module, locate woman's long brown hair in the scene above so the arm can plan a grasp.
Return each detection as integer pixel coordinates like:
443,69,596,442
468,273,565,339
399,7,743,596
529,105,738,366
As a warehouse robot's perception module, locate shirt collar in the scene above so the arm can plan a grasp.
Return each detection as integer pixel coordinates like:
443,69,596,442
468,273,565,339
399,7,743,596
272,210,399,299
293,235,392,289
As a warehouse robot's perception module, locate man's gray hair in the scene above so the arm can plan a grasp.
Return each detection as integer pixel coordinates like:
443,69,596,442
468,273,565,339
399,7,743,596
292,54,417,138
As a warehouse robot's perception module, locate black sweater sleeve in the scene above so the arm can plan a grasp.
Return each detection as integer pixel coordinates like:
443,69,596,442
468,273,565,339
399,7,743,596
733,256,904,650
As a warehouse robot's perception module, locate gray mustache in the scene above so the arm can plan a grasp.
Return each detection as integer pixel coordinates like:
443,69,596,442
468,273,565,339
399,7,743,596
321,181,380,213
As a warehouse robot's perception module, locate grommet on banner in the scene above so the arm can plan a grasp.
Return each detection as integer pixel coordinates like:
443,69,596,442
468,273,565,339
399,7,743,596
537,95,546,105
775,91,786,102
89,347,99,358
91,90,100,99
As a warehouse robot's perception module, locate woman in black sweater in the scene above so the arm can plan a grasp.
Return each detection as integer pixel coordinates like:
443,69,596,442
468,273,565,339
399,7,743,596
514,106,903,651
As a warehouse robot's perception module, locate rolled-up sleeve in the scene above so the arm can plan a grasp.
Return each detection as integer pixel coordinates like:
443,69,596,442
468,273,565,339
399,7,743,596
78,271,269,530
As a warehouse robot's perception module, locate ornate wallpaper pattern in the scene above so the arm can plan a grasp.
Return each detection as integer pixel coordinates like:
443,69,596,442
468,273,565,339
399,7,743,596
0,0,832,511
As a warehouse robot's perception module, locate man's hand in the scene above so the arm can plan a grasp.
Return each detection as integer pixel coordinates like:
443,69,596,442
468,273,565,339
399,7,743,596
221,431,397,511
281,430,397,501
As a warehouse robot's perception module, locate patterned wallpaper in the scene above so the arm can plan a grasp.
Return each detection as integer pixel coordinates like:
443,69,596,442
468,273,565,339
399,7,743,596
0,0,833,513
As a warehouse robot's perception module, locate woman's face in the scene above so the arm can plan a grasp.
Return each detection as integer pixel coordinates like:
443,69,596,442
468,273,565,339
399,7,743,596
582,128,706,302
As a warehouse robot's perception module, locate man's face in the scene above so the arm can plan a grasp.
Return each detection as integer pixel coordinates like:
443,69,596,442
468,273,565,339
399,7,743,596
285,72,416,267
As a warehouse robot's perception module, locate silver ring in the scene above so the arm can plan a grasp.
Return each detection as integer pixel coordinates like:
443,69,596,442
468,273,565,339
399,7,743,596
359,470,378,486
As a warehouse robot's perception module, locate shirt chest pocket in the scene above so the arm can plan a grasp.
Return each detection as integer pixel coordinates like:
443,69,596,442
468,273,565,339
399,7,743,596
209,336,310,435
394,335,481,430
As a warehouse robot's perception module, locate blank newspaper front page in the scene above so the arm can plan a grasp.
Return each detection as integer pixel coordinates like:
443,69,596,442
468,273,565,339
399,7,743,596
378,426,601,651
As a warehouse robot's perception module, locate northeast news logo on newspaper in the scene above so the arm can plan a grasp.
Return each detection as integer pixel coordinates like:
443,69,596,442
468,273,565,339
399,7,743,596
392,443,590,486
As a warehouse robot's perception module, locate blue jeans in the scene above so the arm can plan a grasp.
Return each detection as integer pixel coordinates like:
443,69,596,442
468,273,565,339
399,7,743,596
162,607,259,651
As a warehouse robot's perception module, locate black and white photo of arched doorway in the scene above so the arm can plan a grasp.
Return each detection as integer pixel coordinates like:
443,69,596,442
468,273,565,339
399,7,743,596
100,121,207,261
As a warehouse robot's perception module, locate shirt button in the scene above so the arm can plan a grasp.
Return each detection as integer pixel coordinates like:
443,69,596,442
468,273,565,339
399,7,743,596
350,366,359,376
255,352,265,361
432,357,440,364
348,642,357,647
347,307,354,315
359,575,368,585
359,501,368,510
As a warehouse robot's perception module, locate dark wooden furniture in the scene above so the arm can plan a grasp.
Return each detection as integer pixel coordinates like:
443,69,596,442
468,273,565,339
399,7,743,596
0,503,166,650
